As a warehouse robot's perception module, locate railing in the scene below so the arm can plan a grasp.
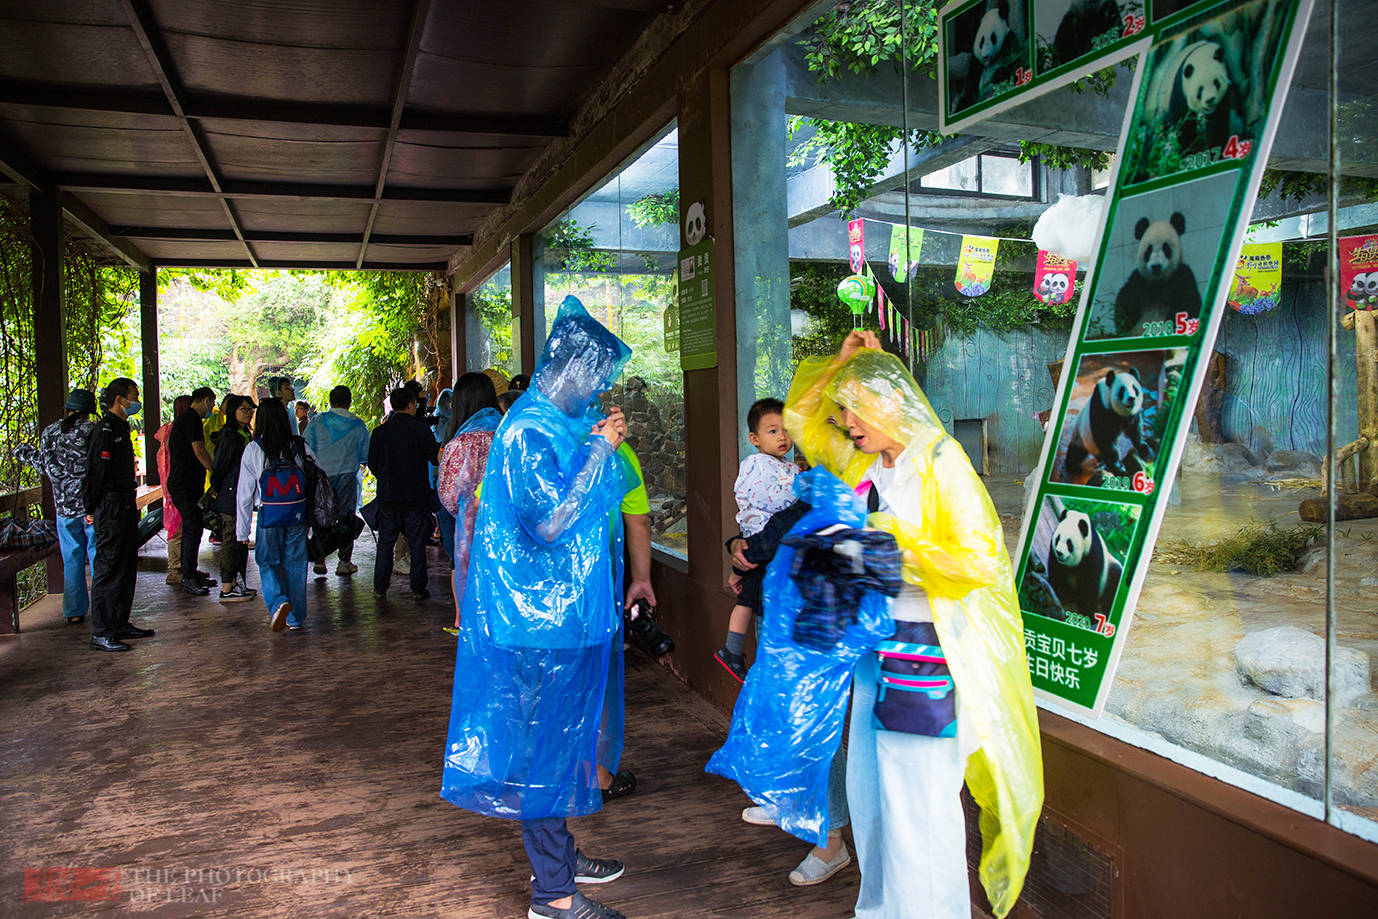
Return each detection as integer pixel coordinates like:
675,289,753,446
0,486,44,520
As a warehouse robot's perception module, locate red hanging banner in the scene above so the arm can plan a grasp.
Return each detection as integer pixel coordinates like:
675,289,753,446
1340,234,1378,310
848,219,865,273
1033,251,1077,306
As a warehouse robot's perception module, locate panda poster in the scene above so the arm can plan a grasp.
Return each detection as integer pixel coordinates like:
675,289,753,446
972,0,1312,714
1033,0,1147,77
1019,494,1143,704
1339,235,1378,311
1120,0,1294,186
942,0,1036,126
1083,169,1238,340
1034,250,1077,306
1047,348,1187,490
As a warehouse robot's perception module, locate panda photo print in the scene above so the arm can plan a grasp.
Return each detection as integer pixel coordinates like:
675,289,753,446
1019,494,1141,631
1048,348,1187,488
1121,0,1294,184
1083,169,1238,340
944,0,1034,117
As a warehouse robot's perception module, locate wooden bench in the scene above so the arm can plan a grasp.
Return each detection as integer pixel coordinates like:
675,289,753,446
0,486,60,634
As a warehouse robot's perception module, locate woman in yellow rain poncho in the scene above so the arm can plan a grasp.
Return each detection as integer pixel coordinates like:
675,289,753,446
785,330,1042,919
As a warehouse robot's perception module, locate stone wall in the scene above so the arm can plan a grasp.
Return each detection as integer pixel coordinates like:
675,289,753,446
607,376,687,536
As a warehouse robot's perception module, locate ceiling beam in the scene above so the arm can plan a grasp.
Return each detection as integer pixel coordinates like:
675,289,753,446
0,79,569,137
358,0,431,269
120,0,258,267
54,172,510,204
153,258,447,271
61,193,153,272
0,130,155,270
108,225,473,246
0,132,44,190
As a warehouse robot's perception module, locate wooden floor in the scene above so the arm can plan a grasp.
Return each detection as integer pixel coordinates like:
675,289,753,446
1,535,863,918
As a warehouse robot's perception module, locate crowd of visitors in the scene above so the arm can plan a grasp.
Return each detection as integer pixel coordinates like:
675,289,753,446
21,308,1040,919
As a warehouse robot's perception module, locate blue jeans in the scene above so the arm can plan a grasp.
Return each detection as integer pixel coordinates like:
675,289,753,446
433,490,455,562
56,514,95,620
255,524,308,627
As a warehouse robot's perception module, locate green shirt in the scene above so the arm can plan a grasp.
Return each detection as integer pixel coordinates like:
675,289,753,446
618,443,649,515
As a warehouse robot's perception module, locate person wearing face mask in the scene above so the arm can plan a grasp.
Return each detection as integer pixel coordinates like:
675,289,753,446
441,296,634,919
83,378,156,652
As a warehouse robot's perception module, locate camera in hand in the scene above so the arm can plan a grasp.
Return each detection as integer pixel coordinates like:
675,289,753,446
625,598,674,658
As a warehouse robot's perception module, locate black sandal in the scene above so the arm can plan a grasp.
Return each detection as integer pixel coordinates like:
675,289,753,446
601,768,636,802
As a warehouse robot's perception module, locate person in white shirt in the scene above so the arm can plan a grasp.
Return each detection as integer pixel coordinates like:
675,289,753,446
237,399,316,632
783,329,1041,919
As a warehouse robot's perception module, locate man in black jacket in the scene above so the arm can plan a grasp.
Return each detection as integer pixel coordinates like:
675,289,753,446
368,387,441,599
167,386,217,596
84,378,155,652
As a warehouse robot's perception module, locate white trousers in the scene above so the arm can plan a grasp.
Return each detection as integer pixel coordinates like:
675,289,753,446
847,652,971,919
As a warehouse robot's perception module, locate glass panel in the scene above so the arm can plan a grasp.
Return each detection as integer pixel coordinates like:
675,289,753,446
471,262,515,377
732,1,909,459
538,127,686,558
898,0,1338,820
979,154,1034,198
921,157,980,193
1330,0,1378,842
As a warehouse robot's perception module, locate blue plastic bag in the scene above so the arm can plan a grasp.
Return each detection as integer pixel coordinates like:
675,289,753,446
706,467,895,847
442,296,631,821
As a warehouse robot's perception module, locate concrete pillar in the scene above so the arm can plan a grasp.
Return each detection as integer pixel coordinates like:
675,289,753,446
139,270,161,485
449,280,463,378
730,48,792,460
678,65,739,580
29,187,65,592
511,234,537,374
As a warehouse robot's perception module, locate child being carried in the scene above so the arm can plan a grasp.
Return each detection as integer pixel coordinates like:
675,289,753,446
715,398,797,682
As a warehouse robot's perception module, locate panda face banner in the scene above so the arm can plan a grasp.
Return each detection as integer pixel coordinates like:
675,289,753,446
950,0,1311,714
1034,251,1077,306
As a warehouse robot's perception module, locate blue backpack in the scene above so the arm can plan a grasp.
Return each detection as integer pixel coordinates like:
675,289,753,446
257,441,306,528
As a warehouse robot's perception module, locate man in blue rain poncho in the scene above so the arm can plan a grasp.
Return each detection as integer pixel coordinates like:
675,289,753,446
442,296,635,919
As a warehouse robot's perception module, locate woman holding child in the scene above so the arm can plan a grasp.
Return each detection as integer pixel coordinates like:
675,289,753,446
769,329,1042,918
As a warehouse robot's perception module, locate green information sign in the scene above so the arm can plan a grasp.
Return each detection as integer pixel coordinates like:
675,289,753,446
677,239,715,371
941,0,1312,714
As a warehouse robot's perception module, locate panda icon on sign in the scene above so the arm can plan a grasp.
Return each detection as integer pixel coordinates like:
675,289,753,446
684,201,707,247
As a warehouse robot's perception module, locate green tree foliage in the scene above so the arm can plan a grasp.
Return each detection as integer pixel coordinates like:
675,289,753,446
627,190,680,229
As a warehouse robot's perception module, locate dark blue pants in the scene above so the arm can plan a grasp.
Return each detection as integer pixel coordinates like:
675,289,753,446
521,817,575,905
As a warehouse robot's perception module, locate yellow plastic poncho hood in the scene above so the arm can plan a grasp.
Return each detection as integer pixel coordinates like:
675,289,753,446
785,348,1043,917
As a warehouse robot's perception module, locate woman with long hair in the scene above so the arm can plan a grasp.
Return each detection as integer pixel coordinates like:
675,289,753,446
235,398,312,631
15,388,99,623
436,371,501,627
209,395,258,602
156,394,193,585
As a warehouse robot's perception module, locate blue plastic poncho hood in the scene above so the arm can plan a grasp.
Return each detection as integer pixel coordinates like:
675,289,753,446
442,296,633,820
